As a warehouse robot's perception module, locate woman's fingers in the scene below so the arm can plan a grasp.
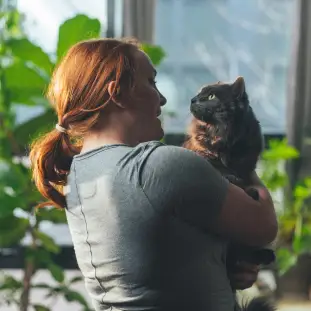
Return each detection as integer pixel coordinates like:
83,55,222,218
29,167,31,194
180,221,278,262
230,273,257,290
229,261,260,290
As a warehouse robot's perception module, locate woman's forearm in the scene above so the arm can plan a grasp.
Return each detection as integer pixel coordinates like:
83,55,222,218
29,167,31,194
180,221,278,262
247,171,278,244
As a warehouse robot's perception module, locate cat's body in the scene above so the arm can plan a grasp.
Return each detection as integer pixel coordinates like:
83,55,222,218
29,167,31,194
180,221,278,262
183,77,275,311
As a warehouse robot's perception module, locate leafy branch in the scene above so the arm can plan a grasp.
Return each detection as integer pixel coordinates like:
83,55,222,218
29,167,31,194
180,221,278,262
0,8,102,311
259,138,311,275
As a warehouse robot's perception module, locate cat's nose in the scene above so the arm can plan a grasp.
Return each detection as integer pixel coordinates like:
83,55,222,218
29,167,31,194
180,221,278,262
191,96,197,104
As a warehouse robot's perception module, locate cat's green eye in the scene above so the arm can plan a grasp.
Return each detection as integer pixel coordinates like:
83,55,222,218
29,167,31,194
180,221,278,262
208,94,216,100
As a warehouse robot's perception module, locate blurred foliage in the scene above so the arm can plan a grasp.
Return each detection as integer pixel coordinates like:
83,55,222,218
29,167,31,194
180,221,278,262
260,139,311,276
260,139,299,191
141,43,166,66
0,3,167,310
0,3,102,310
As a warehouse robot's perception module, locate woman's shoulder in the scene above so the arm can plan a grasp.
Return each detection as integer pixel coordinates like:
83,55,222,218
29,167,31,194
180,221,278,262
115,140,207,186
134,140,200,163
136,141,208,170
133,140,220,187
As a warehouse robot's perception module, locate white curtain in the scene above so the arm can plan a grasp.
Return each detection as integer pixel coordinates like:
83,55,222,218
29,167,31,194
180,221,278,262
122,0,156,44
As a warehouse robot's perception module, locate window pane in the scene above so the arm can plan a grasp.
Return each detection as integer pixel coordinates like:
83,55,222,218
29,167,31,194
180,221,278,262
155,0,295,135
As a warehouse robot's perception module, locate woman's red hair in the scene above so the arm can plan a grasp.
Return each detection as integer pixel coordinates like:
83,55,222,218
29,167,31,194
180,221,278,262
30,38,139,208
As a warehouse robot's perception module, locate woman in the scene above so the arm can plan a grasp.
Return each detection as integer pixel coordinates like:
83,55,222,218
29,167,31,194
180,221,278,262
30,38,277,311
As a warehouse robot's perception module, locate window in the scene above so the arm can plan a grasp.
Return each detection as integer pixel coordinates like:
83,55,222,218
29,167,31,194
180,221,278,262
154,0,295,134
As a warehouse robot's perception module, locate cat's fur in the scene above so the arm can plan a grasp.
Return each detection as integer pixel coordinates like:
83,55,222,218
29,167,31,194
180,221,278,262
183,77,276,311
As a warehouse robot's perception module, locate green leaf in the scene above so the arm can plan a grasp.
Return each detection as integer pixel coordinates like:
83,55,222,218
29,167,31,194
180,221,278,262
294,185,311,201
69,275,83,284
260,168,288,191
31,283,52,289
0,161,29,190
304,178,311,188
0,163,31,214
27,248,53,268
48,263,64,283
262,139,299,160
36,207,67,224
57,14,101,61
276,248,297,275
6,38,54,74
64,289,89,307
33,305,50,311
0,136,12,159
34,230,60,254
0,274,22,290
0,192,21,217
0,215,29,247
293,234,302,253
300,232,311,252
14,108,56,146
44,285,63,298
141,44,166,66
4,62,48,106
5,9,22,35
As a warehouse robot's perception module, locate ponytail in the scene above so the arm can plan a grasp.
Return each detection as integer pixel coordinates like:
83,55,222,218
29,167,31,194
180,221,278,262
30,128,80,208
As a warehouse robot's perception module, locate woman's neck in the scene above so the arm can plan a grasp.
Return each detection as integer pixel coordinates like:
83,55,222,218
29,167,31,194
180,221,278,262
81,129,139,154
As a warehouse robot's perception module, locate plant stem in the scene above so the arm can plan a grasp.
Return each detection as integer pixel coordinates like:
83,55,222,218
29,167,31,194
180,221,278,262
20,261,34,311
20,228,37,311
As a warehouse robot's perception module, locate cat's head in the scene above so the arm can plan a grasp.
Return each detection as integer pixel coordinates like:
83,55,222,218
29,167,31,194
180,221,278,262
190,76,249,123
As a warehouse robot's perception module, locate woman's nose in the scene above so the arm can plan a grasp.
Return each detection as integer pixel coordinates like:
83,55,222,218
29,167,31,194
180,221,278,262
159,93,167,106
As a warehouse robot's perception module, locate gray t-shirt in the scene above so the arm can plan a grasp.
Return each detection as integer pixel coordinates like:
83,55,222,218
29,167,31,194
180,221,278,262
65,141,234,311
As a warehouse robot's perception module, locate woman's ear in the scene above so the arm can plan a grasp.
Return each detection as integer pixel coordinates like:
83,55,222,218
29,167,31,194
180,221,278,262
107,81,125,108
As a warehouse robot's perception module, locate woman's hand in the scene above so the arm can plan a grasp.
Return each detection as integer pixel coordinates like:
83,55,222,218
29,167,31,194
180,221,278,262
228,261,260,290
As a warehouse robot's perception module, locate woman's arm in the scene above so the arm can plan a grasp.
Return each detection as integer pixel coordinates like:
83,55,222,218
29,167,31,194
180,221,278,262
140,144,278,247
213,170,277,246
212,181,277,247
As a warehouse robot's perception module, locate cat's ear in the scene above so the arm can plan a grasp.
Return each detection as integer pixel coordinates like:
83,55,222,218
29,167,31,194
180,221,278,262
232,76,245,98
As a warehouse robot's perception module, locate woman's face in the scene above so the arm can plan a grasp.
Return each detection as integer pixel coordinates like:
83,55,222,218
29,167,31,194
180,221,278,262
127,49,167,142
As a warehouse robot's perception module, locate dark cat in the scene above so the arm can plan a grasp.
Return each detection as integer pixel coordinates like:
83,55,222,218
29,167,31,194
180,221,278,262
183,76,276,311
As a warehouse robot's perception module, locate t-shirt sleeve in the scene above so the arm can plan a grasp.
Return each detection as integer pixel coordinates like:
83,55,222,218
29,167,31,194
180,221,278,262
139,143,229,231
